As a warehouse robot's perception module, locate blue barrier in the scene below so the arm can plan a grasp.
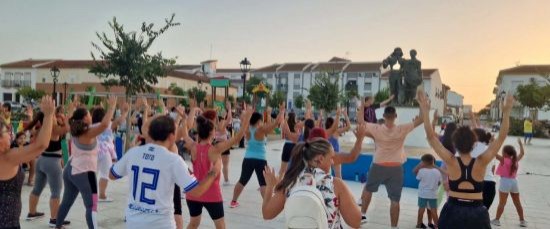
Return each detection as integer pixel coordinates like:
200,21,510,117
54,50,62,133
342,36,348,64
341,153,442,189
115,136,123,160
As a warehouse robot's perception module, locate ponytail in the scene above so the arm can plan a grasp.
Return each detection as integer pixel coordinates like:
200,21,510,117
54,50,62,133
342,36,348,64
70,108,89,137
302,119,315,140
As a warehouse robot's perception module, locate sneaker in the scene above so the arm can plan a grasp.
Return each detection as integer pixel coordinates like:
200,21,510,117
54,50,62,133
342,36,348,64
428,223,436,229
223,181,232,186
98,197,114,203
361,215,367,224
49,219,71,228
491,219,501,226
520,220,528,227
230,200,240,208
26,212,45,221
416,223,427,228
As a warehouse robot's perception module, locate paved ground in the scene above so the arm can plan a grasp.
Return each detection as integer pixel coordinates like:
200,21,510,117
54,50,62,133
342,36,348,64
18,133,550,228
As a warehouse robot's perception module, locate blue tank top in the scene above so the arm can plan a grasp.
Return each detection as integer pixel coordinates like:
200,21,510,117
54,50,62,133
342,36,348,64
244,127,267,160
328,136,340,152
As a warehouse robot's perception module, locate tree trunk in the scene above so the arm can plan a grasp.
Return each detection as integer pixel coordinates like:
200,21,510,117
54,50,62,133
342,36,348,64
123,96,134,153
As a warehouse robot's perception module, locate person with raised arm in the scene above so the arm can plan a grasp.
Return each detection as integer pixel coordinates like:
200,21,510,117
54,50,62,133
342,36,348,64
364,95,394,123
417,90,514,229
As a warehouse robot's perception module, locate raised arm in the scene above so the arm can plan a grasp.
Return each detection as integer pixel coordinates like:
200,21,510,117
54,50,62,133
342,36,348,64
5,96,55,165
84,96,117,139
112,102,129,131
477,94,514,165
333,123,367,165
517,138,526,161
431,110,438,131
259,104,285,135
262,166,285,220
417,91,454,164
305,99,313,120
357,98,366,125
380,94,395,107
281,120,301,143
326,108,341,136
212,106,253,155
337,110,352,134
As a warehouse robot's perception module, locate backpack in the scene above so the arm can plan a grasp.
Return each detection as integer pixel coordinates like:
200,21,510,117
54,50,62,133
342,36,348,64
284,174,335,229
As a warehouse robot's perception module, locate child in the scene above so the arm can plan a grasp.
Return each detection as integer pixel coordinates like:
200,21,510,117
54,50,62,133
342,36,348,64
491,139,527,227
414,154,442,229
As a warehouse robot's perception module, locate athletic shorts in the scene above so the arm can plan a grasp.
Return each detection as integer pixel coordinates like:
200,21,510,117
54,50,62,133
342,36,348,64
439,198,490,229
365,164,404,202
97,153,113,179
173,185,182,215
186,199,224,220
524,133,533,138
281,142,295,163
238,158,267,186
418,197,438,209
499,177,519,193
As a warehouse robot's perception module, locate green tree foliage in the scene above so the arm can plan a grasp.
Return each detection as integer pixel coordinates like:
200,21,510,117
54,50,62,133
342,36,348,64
237,94,251,104
307,72,340,111
374,87,390,103
89,14,180,98
269,90,286,109
168,83,186,96
294,94,305,110
188,87,207,105
227,95,236,107
246,76,272,97
516,79,548,119
17,87,46,102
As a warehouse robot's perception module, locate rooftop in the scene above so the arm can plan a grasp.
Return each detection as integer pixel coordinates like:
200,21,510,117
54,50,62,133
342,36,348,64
277,63,312,72
252,64,282,73
496,65,550,84
0,59,57,68
343,62,382,72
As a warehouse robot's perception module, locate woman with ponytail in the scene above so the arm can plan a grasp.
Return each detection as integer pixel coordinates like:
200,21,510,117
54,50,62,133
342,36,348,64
55,96,117,229
262,130,367,229
492,139,527,227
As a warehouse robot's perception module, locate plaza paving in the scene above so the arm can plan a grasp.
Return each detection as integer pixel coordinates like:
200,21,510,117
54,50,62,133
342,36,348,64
18,133,550,228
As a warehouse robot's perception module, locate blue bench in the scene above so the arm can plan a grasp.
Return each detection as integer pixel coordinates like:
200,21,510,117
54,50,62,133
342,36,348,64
341,153,442,189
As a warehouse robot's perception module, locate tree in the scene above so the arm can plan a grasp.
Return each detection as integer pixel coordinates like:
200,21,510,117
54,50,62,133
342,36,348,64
339,82,359,113
269,91,286,109
89,14,180,98
237,94,251,105
374,87,390,103
17,87,46,102
307,71,340,111
89,14,180,151
227,95,236,107
294,94,305,110
516,80,547,119
188,87,207,105
168,83,185,96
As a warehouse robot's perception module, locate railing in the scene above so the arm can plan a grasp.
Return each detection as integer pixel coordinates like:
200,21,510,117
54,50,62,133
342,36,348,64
1,80,12,87
0,80,31,88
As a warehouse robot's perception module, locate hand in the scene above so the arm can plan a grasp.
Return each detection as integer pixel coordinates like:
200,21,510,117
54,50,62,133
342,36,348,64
354,123,367,138
107,96,117,109
176,105,186,118
278,102,285,112
336,107,341,116
416,90,430,111
502,94,515,111
342,108,348,117
306,100,312,109
263,166,279,187
226,100,232,110
240,105,254,124
413,115,421,123
141,97,148,109
388,94,395,100
121,102,130,113
40,95,55,116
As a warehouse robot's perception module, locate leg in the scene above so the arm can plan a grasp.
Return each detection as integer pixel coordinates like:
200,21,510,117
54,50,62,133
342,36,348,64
56,164,80,228
187,216,202,229
510,193,525,221
222,154,230,182
390,201,400,227
46,157,63,220
204,202,225,229
361,164,383,215
427,209,432,225
232,159,255,202
173,186,183,229
174,214,183,229
253,160,268,198
278,161,288,178
495,192,509,220
361,190,373,214
231,183,245,202
185,200,203,229
69,172,98,229
97,153,112,200
28,158,36,185
417,207,426,227
483,181,496,210
386,166,404,227
29,158,47,215
98,178,109,199
430,207,439,227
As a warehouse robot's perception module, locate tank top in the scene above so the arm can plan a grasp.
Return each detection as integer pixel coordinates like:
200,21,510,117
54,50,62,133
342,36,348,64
496,157,518,179
244,127,267,160
42,139,63,157
186,144,222,202
70,138,98,175
287,167,342,229
448,157,484,194
328,136,340,153
0,167,24,228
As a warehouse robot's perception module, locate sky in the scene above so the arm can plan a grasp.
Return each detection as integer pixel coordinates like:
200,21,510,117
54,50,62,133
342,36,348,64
1,0,550,110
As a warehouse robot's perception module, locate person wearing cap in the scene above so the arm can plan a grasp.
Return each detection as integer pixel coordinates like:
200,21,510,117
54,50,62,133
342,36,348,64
357,104,423,228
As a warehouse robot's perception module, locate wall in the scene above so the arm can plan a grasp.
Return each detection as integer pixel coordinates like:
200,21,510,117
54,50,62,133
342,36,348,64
497,74,550,120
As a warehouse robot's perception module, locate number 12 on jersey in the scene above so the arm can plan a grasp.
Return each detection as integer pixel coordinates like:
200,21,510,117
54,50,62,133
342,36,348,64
131,165,160,205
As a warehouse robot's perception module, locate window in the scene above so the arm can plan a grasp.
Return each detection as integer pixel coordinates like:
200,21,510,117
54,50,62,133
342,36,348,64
364,82,372,91
293,73,301,89
347,72,359,80
267,73,273,80
23,72,31,86
293,91,301,97
364,72,373,78
3,93,12,101
511,80,523,90
13,72,22,87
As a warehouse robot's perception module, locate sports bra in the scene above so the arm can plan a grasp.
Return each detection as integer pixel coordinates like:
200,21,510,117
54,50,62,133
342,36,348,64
448,157,484,194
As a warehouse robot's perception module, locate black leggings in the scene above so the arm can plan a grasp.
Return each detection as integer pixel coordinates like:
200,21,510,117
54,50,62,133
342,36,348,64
482,181,496,210
186,200,224,220
238,158,267,186
281,142,295,163
173,185,182,215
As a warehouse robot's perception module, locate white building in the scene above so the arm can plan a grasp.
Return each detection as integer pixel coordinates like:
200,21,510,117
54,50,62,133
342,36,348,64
380,69,446,115
0,59,47,102
490,65,550,121
446,90,464,118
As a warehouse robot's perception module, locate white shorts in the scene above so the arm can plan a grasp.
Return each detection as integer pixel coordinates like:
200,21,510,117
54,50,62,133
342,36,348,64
499,177,519,193
97,153,113,179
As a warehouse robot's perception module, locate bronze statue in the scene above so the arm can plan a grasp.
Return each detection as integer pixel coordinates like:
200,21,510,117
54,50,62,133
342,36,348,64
402,49,422,104
382,47,405,104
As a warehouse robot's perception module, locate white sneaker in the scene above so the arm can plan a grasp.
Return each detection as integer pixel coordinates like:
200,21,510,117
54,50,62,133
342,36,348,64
98,198,113,203
223,181,232,186
491,219,501,226
361,215,367,224
520,220,528,227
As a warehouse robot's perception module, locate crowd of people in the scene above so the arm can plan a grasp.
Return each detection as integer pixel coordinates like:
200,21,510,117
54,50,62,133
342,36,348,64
0,89,531,229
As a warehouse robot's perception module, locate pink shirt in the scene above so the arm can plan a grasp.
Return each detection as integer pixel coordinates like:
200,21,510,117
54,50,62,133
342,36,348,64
496,157,518,178
186,143,222,202
70,139,98,175
365,123,415,164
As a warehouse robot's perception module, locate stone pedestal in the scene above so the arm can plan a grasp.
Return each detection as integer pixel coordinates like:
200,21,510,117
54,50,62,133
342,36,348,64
375,106,433,148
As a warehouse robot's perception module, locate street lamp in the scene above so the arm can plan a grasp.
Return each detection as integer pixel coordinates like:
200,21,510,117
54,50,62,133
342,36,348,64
240,57,251,99
63,82,68,104
50,66,60,105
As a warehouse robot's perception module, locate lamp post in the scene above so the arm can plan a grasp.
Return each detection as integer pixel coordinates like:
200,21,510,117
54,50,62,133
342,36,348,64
63,82,68,104
50,66,60,105
240,57,251,104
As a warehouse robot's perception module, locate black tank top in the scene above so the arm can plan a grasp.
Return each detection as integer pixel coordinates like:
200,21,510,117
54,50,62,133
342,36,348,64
0,167,24,228
42,139,63,158
448,157,484,194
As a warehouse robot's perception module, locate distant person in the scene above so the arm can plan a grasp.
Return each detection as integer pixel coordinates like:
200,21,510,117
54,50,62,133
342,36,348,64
413,154,442,229
492,121,501,132
363,95,394,123
492,139,528,227
440,120,447,134
523,118,533,145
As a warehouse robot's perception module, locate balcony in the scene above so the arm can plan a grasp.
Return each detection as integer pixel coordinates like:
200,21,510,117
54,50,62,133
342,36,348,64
0,80,32,88
1,80,12,87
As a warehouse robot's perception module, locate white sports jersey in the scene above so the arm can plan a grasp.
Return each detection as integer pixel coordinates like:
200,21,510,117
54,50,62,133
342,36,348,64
111,143,198,229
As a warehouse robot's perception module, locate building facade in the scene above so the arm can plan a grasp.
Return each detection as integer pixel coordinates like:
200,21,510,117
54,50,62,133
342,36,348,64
446,90,464,118
490,65,550,121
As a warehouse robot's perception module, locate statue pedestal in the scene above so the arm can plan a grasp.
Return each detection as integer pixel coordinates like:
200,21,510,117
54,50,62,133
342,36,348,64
375,106,434,148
